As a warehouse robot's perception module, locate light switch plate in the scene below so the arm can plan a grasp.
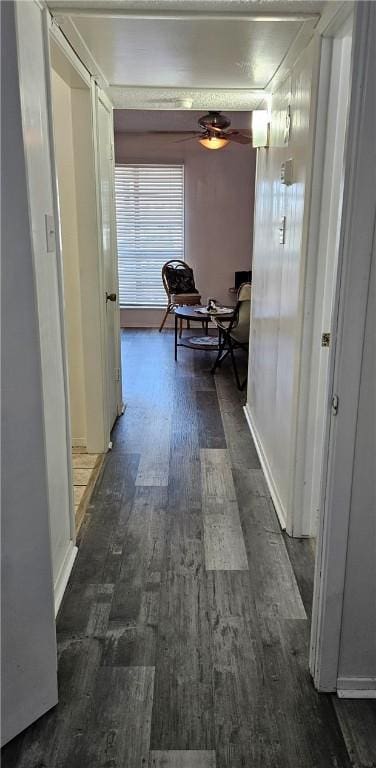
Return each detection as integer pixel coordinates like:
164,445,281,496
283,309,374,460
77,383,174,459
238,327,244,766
281,158,294,185
45,213,55,253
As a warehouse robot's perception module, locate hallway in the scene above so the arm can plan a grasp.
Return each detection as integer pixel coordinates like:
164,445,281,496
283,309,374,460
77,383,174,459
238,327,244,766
2,330,370,767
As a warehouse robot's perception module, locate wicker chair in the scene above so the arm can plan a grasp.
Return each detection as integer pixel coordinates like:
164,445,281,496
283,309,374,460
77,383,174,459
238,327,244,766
159,260,201,334
211,282,251,390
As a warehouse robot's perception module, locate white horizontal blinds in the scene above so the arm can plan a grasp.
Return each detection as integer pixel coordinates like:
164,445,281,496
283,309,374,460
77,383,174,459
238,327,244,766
115,163,184,307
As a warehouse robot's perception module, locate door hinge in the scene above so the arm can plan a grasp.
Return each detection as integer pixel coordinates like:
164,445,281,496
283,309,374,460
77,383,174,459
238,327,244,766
321,332,331,347
331,394,339,415
115,367,120,382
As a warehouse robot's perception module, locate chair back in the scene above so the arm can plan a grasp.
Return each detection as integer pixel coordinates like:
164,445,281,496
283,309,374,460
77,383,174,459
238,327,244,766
231,282,252,343
162,260,198,297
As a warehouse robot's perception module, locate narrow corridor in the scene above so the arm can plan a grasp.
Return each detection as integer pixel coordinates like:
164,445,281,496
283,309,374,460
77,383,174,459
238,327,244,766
3,331,371,767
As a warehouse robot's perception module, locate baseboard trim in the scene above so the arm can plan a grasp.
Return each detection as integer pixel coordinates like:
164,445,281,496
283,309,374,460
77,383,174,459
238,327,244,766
243,403,287,530
337,677,376,698
54,542,78,617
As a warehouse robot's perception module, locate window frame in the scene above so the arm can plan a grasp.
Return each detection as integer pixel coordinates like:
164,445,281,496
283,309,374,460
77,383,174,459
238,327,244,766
114,162,185,309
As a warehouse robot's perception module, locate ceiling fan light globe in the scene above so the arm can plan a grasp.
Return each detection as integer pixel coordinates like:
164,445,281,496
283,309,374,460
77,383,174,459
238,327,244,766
199,136,229,150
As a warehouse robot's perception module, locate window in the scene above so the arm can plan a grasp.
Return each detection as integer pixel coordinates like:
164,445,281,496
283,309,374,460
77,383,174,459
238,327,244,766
115,163,184,307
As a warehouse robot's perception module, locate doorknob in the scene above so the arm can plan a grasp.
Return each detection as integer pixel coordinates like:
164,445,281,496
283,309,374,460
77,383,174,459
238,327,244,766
106,292,117,303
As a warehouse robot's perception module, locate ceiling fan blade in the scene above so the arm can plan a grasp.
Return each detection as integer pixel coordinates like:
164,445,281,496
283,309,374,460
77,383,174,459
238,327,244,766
228,129,252,136
172,133,203,144
226,132,253,145
124,130,201,137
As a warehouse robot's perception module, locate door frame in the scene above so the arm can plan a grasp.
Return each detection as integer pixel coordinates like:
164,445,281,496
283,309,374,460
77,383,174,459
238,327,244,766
310,0,376,692
43,9,75,548
301,14,353,539
47,15,117,455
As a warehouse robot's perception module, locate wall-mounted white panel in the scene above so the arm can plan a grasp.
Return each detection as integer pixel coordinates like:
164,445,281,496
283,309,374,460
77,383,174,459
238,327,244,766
246,38,318,531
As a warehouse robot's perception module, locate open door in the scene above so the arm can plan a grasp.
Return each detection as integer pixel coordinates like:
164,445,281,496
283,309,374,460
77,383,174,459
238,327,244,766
310,1,376,693
95,89,122,437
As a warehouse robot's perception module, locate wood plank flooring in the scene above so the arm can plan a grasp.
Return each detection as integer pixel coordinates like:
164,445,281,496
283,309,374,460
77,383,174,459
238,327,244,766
72,450,104,532
2,329,375,768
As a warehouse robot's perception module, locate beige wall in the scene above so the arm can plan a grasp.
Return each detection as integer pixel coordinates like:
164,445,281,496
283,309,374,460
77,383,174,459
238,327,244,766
115,131,256,327
52,70,86,445
246,38,319,531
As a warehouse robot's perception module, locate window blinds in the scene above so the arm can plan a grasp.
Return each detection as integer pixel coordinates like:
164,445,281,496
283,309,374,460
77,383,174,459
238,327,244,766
115,163,185,307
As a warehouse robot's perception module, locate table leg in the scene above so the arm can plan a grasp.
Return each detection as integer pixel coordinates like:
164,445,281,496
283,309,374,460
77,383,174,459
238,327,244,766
175,313,178,361
205,318,209,335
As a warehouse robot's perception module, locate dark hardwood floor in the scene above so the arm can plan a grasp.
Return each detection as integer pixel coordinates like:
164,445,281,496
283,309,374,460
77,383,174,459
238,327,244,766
3,329,376,767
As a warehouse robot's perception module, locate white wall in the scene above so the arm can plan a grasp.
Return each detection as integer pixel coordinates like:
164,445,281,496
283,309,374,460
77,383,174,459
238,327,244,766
14,2,75,595
52,69,87,446
115,130,256,326
1,0,58,744
245,38,319,532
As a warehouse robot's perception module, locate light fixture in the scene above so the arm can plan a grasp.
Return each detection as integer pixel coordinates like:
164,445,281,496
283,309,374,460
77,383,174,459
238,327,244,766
199,135,229,150
251,110,269,148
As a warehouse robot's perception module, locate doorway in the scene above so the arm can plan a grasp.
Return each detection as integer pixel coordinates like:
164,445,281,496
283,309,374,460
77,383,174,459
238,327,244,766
50,30,121,533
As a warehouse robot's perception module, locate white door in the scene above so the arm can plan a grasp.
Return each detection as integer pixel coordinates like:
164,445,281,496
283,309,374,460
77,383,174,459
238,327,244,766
96,91,122,436
310,1,376,691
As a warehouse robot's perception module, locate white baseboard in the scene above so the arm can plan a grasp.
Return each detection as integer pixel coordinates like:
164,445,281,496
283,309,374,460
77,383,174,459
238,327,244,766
54,542,78,617
243,403,287,530
72,437,86,447
337,677,376,698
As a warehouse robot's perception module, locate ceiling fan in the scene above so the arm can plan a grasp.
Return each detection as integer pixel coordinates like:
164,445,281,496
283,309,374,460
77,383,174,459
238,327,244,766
174,111,252,150
131,111,252,150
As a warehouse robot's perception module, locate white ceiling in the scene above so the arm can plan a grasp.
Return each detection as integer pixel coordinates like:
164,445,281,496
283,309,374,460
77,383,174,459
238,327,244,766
48,0,325,110
57,17,301,89
114,109,252,132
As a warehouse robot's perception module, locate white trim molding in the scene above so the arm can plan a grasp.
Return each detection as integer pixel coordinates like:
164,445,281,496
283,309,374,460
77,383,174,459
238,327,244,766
54,543,78,616
337,679,376,699
243,404,286,530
